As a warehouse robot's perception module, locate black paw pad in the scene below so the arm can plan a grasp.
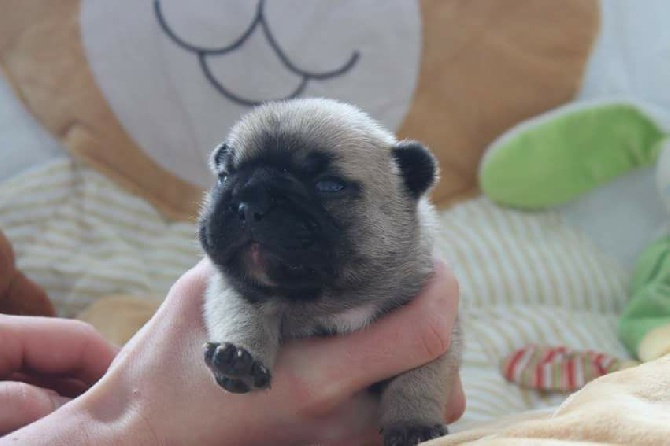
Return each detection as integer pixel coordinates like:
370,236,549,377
215,375,251,394
382,423,448,446
203,342,272,392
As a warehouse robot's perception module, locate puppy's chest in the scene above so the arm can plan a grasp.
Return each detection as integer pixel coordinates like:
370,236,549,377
281,303,380,338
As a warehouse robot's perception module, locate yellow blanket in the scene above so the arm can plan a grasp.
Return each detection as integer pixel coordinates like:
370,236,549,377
429,355,670,446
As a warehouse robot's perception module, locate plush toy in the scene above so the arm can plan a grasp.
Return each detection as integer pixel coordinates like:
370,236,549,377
0,0,598,221
0,0,599,345
501,345,638,393
0,228,54,317
618,144,670,362
479,99,670,366
479,101,667,209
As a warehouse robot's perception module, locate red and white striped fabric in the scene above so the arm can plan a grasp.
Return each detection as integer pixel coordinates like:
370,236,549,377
501,345,625,392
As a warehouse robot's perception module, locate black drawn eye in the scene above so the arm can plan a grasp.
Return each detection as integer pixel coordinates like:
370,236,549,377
315,178,346,193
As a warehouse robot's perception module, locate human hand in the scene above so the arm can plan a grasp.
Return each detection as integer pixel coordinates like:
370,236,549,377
0,315,117,435
3,258,463,445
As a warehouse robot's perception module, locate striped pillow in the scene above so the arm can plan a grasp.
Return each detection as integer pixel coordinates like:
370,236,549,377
433,198,632,427
0,159,202,317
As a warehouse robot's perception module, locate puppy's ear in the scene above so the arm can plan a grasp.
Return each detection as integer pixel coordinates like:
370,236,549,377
209,142,231,174
392,140,438,198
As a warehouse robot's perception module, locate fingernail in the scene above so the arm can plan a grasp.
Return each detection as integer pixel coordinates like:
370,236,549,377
48,392,71,411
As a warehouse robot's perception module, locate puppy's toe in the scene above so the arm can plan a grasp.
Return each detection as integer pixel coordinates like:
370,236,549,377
215,375,251,394
219,343,253,376
203,342,272,392
382,423,448,446
251,361,272,388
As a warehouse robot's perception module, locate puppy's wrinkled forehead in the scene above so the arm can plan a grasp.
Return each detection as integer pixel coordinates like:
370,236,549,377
225,99,397,176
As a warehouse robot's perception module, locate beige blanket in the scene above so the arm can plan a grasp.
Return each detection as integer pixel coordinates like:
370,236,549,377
429,354,670,446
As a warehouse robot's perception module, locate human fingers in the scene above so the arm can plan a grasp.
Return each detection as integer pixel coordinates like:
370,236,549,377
276,260,460,409
325,373,465,446
0,381,70,435
0,315,117,386
296,392,381,446
8,372,88,399
444,373,466,424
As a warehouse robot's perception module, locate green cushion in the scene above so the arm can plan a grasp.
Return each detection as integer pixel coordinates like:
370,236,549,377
479,102,666,209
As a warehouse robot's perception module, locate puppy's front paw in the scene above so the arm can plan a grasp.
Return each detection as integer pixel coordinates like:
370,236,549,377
204,342,272,393
382,423,448,446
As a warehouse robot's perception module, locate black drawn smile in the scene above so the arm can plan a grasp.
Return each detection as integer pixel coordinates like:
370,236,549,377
154,0,360,106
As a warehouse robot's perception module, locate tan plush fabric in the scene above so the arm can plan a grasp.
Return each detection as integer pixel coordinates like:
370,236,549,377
427,355,670,446
0,0,203,221
399,0,600,207
76,295,161,347
0,0,598,220
638,324,670,363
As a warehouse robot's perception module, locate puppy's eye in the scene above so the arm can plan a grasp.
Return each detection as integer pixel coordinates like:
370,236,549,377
217,174,227,186
315,178,346,193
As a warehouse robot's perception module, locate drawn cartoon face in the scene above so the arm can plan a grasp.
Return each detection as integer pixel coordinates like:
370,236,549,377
80,0,421,189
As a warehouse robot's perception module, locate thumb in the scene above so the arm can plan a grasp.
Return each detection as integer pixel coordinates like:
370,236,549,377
0,381,70,435
280,261,459,407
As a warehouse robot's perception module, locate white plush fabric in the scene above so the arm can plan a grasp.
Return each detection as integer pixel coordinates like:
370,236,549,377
577,0,670,110
0,73,65,182
0,159,633,429
80,0,421,189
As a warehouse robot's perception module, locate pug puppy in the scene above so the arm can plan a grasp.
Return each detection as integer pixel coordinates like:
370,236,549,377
198,98,462,445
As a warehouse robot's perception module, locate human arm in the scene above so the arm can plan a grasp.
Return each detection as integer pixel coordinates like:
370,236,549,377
2,259,463,445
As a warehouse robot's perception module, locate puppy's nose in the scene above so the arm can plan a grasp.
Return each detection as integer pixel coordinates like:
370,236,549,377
237,201,267,222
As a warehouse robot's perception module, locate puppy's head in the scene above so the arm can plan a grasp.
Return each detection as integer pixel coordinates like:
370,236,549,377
199,98,437,302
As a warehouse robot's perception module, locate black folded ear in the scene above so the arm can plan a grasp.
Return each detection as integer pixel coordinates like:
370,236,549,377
392,140,438,198
209,142,231,174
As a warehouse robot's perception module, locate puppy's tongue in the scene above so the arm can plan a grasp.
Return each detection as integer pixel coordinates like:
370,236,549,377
249,243,262,266
245,243,274,286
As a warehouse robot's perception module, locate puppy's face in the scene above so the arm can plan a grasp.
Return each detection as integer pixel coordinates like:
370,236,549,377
199,99,437,301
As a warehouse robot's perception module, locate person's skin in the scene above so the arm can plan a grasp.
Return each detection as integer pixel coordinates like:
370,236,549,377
0,314,118,435
0,258,464,445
